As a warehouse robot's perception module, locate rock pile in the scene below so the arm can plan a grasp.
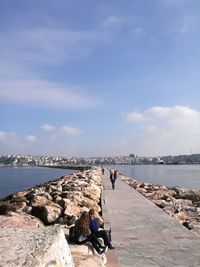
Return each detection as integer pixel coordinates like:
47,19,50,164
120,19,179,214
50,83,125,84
0,167,106,267
120,173,200,236
0,167,102,227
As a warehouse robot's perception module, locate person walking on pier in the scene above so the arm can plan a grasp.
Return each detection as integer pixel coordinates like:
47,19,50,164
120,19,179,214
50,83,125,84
89,209,115,250
109,168,116,190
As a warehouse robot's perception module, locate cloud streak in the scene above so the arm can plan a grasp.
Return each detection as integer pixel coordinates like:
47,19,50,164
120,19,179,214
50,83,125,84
41,123,83,136
41,124,56,131
0,26,107,110
61,125,83,136
0,79,99,109
25,135,37,142
101,16,124,28
0,28,108,66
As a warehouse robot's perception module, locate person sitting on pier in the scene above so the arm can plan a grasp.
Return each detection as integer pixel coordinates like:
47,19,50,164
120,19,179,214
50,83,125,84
74,211,107,255
89,208,115,250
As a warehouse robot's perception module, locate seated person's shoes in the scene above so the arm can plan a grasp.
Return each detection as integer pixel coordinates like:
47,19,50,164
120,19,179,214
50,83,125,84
99,246,107,255
108,245,115,249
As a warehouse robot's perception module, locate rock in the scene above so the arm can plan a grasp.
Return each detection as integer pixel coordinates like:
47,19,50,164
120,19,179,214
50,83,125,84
32,202,62,225
70,243,106,267
10,191,29,203
174,199,193,207
0,226,74,267
0,211,44,228
63,202,80,218
163,206,176,216
31,195,51,206
0,202,27,214
57,215,77,225
183,221,193,230
173,211,187,224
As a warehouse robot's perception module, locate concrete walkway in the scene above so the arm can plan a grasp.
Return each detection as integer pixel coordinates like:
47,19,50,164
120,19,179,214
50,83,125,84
101,169,200,267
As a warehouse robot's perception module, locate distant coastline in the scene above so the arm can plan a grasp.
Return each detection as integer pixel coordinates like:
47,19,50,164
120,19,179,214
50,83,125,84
2,153,200,167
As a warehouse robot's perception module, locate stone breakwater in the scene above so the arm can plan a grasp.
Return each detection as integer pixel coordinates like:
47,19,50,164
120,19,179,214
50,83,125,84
119,173,200,236
0,167,105,267
0,167,102,226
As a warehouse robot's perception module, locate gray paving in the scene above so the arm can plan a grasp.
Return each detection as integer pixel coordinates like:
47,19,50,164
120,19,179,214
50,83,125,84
101,170,200,267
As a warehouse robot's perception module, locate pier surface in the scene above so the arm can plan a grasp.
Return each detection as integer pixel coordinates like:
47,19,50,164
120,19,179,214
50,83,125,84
102,170,200,267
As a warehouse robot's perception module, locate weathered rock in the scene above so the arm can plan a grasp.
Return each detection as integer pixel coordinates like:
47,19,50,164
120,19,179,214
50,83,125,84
69,243,106,267
178,190,200,202
31,195,51,206
10,191,29,203
0,226,74,267
32,202,62,224
163,205,176,216
0,202,27,214
63,201,81,218
0,211,44,228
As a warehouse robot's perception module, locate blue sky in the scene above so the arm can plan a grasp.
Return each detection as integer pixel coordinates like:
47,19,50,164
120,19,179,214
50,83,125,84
1,0,200,157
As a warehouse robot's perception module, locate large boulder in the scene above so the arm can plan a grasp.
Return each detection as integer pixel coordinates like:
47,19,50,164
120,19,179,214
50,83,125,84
32,202,62,225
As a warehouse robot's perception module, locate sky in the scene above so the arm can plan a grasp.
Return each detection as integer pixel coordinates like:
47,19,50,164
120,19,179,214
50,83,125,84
1,0,200,157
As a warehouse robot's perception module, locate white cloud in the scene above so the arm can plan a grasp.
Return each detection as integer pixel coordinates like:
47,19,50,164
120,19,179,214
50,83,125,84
25,135,37,142
61,125,83,136
41,124,56,131
101,16,123,28
125,106,200,156
126,112,144,121
0,131,16,140
0,79,99,109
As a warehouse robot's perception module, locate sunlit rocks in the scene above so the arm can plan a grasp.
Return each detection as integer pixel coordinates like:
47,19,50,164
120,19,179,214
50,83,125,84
0,211,44,228
0,167,102,226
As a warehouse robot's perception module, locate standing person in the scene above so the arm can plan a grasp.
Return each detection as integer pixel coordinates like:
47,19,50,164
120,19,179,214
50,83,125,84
89,209,115,250
74,211,107,255
109,168,114,179
114,169,117,181
110,168,116,190
101,166,105,175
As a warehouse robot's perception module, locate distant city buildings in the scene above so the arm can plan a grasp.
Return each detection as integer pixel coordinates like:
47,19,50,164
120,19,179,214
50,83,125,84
1,153,200,167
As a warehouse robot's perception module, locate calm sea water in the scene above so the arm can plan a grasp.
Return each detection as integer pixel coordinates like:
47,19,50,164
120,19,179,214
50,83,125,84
108,164,200,190
1,165,200,200
0,167,76,199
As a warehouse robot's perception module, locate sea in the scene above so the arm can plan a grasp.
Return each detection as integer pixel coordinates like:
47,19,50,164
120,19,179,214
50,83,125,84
1,164,200,200
108,164,200,190
0,167,76,199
